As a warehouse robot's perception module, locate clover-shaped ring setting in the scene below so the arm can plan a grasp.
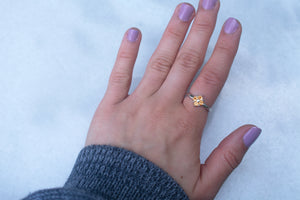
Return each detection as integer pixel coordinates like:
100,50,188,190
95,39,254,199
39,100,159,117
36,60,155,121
188,94,210,112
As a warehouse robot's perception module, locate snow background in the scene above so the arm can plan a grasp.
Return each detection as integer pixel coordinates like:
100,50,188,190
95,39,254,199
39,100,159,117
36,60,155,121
0,0,299,199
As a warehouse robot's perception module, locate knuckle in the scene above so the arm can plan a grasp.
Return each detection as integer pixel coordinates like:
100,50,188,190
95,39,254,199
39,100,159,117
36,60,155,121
200,68,224,88
110,70,131,86
165,26,184,40
150,55,172,76
177,51,200,72
192,16,214,34
118,50,133,61
223,150,241,170
215,40,236,56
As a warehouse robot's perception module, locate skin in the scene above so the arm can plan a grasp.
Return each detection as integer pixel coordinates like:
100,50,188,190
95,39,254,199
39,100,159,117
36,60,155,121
86,1,256,199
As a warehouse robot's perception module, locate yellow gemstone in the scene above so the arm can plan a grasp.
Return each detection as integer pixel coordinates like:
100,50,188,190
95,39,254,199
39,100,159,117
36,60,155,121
192,95,204,106
191,95,204,106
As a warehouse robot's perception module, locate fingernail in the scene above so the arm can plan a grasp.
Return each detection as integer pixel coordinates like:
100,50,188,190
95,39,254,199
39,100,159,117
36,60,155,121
127,28,139,42
243,127,262,148
202,0,218,10
224,18,239,34
178,3,194,22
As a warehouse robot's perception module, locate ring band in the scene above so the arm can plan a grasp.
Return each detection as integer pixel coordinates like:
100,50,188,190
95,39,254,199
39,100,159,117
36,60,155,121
187,93,210,112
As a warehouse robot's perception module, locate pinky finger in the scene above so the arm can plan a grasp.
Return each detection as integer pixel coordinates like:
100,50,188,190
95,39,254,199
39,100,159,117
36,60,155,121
105,28,141,104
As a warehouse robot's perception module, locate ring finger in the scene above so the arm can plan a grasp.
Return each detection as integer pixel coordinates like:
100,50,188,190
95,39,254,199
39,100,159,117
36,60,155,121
134,3,195,97
184,18,242,113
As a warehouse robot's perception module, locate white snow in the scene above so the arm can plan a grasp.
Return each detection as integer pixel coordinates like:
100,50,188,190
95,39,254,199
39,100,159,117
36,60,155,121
0,0,299,199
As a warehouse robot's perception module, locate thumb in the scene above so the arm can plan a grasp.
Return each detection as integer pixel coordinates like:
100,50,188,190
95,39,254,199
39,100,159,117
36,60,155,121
198,125,261,197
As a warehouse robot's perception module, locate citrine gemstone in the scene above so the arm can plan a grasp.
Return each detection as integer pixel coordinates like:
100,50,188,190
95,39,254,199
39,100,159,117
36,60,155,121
192,96,204,106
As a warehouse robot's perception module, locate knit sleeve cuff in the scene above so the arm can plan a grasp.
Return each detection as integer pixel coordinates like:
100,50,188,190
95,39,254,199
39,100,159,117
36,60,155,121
64,145,189,200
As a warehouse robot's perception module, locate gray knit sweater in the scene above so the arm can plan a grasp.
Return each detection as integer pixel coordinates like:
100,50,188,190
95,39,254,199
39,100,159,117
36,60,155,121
23,145,189,200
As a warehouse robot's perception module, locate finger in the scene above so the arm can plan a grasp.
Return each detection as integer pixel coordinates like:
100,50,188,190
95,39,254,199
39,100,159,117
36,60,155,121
105,28,141,104
134,3,195,97
159,0,220,101
196,125,261,197
184,18,242,112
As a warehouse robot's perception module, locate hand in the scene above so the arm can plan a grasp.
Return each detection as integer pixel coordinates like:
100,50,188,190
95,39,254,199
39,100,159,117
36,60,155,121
85,1,261,199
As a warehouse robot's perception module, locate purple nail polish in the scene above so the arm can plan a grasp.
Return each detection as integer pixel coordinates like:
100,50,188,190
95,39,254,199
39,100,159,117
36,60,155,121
127,28,139,42
178,3,194,22
202,0,218,10
224,18,239,34
243,127,262,148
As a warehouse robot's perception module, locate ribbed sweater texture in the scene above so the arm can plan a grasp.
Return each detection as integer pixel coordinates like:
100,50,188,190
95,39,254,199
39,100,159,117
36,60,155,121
23,145,189,200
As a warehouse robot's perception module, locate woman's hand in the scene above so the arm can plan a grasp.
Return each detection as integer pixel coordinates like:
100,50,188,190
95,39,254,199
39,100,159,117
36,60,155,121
86,0,261,199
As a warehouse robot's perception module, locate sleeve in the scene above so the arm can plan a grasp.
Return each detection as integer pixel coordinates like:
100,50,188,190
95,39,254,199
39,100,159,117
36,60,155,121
23,145,189,200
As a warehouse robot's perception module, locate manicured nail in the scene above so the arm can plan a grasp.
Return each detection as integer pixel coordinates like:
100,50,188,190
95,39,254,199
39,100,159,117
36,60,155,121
224,18,239,34
127,28,139,42
202,0,218,10
178,3,194,22
243,127,262,148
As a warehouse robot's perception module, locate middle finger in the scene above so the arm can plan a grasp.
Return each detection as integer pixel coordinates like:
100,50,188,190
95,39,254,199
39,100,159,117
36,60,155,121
159,0,220,101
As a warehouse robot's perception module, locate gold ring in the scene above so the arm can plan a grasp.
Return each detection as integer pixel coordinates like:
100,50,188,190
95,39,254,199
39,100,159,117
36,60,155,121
187,93,210,112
